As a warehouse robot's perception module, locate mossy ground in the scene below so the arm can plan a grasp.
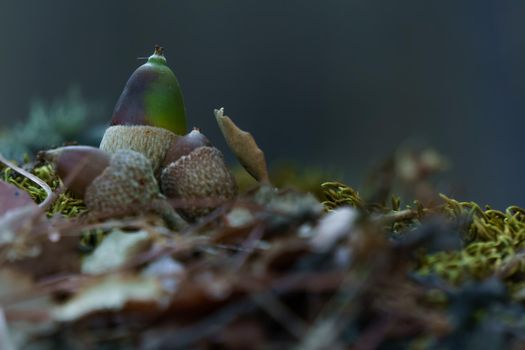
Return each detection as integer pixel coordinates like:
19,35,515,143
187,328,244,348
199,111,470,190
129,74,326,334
1,162,86,217
3,156,525,349
7,159,521,291
322,181,525,292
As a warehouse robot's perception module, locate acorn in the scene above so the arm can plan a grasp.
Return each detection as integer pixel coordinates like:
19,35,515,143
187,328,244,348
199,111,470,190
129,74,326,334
41,146,186,229
100,45,187,173
160,129,237,221
39,146,110,198
161,127,212,167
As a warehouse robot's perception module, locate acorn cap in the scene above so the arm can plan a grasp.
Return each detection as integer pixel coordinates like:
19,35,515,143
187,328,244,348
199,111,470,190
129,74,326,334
84,149,161,213
160,146,237,221
99,125,179,173
39,146,111,198
161,128,212,167
111,45,187,135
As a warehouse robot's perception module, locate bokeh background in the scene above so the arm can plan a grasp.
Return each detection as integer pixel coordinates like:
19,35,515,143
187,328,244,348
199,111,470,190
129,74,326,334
0,0,523,208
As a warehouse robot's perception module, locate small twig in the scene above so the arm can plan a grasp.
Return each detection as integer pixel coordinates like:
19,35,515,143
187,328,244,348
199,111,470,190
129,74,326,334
0,153,54,209
375,208,418,225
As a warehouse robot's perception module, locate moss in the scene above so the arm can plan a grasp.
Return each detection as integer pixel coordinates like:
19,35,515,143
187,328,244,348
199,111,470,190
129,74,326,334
321,181,365,210
1,163,86,217
418,197,525,285
321,180,525,287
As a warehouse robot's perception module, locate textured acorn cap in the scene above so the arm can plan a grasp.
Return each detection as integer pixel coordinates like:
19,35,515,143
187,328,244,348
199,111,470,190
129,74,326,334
160,146,237,220
99,125,179,173
85,149,161,213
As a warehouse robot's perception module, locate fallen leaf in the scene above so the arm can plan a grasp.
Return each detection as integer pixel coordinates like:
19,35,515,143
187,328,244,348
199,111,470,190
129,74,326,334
51,274,166,322
214,108,270,183
0,180,36,216
81,229,151,274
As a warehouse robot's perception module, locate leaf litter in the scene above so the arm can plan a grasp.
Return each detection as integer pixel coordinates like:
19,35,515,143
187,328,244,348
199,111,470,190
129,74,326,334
2,133,525,349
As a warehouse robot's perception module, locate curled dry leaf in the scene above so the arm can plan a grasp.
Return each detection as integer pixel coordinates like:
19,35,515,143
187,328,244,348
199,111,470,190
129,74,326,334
214,108,270,183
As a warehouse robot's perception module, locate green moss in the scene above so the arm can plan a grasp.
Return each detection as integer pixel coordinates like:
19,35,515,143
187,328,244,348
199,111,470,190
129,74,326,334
321,181,365,210
321,181,525,287
419,197,525,285
1,163,86,217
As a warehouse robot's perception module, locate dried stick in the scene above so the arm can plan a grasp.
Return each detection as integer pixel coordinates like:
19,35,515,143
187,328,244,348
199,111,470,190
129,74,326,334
0,153,54,209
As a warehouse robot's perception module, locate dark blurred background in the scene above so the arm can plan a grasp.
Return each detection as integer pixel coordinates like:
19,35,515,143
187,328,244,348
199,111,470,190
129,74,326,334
0,0,523,208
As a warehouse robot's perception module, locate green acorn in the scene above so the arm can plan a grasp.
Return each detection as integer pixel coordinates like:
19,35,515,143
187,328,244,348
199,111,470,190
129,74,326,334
100,46,187,173
112,45,187,134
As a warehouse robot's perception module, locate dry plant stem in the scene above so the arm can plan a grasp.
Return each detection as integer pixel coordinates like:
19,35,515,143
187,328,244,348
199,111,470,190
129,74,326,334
376,209,418,225
0,153,54,209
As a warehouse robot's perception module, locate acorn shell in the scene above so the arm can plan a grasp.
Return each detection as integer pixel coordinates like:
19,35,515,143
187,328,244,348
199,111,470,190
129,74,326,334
40,146,110,198
161,128,212,167
111,46,187,135
160,146,237,220
99,125,179,174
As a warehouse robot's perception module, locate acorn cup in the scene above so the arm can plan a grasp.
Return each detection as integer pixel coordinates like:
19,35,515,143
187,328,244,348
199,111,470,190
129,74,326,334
100,45,187,173
40,146,186,229
160,129,237,221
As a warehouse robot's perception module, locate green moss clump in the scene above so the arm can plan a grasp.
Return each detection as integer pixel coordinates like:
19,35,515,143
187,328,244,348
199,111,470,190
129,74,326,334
419,196,525,285
321,181,525,289
1,163,86,217
321,181,365,210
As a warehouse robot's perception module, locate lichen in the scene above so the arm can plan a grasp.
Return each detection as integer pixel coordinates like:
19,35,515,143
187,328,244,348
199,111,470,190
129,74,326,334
0,87,103,160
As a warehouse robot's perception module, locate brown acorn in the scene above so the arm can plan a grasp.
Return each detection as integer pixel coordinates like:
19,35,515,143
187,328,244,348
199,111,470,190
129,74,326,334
161,128,211,167
42,146,186,229
161,141,237,221
39,146,110,198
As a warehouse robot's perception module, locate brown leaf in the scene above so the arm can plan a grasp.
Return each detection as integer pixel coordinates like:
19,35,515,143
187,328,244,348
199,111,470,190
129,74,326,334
7,233,82,280
0,180,36,216
214,108,270,183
